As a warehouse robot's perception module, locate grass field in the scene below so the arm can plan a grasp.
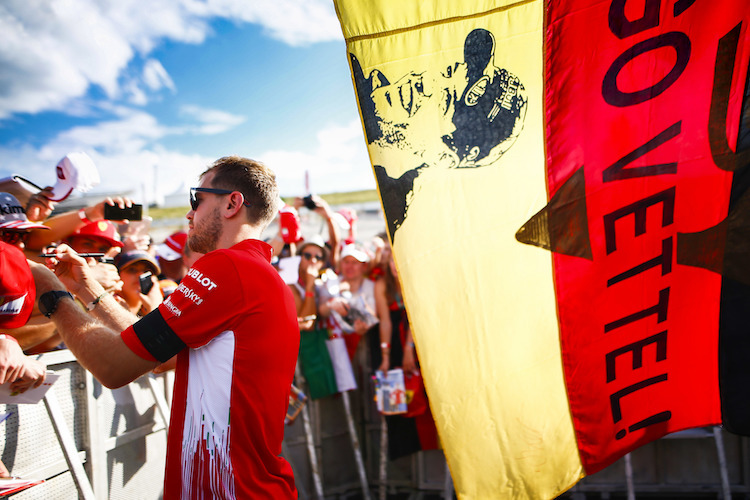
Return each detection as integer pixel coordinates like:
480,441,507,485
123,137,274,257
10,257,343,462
147,189,379,220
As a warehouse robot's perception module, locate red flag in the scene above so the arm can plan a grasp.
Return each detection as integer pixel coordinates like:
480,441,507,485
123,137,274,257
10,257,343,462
518,0,750,474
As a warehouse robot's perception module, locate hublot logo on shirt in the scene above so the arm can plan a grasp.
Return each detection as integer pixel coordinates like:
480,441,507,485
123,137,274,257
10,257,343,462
186,268,217,291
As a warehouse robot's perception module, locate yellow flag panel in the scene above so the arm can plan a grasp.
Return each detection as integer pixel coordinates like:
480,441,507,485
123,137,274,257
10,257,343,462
335,1,583,498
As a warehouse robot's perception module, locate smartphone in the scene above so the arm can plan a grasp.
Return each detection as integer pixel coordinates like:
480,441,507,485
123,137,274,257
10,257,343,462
139,271,154,295
103,204,143,221
302,194,317,210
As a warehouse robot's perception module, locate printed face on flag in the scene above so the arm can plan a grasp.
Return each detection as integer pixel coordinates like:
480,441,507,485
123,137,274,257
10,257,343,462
350,28,528,241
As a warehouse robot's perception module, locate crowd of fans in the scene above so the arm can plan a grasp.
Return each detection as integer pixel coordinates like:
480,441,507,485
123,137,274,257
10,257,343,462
0,154,435,481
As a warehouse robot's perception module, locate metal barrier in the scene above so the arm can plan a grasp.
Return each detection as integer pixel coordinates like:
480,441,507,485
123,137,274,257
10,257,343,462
0,350,172,500
5,349,744,500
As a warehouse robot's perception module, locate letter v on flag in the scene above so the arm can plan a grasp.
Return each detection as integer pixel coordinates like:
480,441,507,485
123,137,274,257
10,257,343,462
334,0,750,498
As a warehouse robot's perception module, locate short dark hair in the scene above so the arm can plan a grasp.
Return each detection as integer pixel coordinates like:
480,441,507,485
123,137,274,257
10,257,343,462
201,156,278,228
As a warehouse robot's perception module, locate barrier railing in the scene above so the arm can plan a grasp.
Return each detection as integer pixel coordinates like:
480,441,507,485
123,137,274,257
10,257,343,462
0,350,171,499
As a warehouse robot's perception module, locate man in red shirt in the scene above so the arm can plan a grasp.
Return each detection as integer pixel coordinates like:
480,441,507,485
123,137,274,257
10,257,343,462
31,156,300,499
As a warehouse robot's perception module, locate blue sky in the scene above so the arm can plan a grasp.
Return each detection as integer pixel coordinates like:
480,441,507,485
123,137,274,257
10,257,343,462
0,0,373,203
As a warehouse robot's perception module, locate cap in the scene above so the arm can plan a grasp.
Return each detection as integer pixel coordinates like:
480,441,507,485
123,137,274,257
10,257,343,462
0,241,35,328
48,152,101,202
69,220,123,248
114,250,161,275
156,231,187,261
0,192,50,231
340,243,370,263
279,205,302,244
298,234,329,259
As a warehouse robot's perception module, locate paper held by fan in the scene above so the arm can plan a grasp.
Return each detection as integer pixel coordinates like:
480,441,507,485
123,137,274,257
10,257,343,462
0,371,60,404
374,369,408,415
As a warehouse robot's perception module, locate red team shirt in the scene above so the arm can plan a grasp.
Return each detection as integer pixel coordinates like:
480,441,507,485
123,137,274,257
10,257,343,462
122,239,299,499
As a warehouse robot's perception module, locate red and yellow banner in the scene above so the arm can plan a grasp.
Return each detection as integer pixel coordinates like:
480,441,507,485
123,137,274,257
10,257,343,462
535,0,750,474
335,0,750,497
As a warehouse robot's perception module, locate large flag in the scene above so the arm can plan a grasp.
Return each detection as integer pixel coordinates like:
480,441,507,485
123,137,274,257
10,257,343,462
334,0,750,498
523,0,750,476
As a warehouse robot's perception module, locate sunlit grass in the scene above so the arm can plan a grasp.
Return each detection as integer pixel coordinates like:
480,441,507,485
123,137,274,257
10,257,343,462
147,189,379,220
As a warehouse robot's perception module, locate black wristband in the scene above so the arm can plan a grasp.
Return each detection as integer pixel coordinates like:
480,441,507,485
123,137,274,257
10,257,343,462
39,290,74,318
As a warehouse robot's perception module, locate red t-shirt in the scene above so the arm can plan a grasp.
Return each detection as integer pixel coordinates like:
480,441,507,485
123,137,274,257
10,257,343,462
122,239,299,499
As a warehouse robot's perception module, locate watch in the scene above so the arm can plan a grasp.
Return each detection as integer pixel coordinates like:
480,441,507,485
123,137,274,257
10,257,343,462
39,290,74,318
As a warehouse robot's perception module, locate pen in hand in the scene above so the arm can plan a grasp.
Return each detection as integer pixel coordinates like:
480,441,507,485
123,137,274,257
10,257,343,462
39,253,113,263
40,252,104,258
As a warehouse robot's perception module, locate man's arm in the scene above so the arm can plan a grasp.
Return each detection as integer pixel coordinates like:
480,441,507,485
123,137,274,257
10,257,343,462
30,259,159,389
312,196,341,268
374,278,392,373
25,197,135,257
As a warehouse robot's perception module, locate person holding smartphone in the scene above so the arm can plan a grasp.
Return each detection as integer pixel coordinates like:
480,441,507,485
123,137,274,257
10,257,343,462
113,250,162,317
24,195,136,262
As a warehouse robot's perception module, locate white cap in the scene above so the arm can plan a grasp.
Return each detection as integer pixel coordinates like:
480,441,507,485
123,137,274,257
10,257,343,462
340,243,369,263
48,152,101,202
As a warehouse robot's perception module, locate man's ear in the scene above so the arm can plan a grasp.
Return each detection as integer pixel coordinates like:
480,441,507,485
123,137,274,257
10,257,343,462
224,192,245,217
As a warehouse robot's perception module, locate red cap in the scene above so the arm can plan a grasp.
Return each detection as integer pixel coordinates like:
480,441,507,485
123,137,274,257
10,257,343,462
69,220,123,248
279,205,302,244
156,231,187,261
0,241,35,328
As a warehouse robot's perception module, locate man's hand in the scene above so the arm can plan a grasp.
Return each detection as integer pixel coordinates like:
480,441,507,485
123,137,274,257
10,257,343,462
327,297,350,316
25,187,56,222
89,262,122,292
122,234,150,252
378,356,390,374
0,337,27,385
10,358,46,393
84,196,135,222
311,195,333,219
304,261,323,288
39,244,95,297
139,275,163,315
353,318,369,336
402,346,417,374
0,337,46,393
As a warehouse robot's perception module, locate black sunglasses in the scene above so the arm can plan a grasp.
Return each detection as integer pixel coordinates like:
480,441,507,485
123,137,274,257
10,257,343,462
302,251,323,262
190,187,251,211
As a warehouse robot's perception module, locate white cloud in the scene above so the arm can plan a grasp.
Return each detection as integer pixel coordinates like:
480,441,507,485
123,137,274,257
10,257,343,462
207,0,343,47
142,59,176,93
179,105,246,135
1,112,372,204
0,0,341,119
1,104,251,201
261,120,376,197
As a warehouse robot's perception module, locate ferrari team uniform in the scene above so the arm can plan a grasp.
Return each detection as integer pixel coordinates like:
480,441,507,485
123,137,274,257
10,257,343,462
122,239,300,499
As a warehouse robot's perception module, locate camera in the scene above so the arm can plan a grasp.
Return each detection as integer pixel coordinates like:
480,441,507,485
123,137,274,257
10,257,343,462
302,194,318,210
